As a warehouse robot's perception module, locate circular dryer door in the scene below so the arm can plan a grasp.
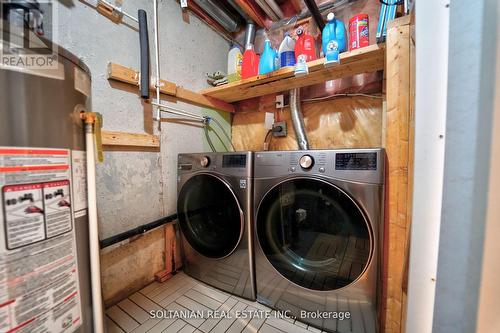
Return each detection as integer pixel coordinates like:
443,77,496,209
178,174,243,259
257,178,372,291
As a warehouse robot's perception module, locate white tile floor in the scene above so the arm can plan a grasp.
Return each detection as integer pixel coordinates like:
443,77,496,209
105,272,328,333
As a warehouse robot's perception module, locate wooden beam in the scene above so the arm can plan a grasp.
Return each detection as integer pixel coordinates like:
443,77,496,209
107,62,235,113
382,18,413,333
101,130,160,148
201,44,385,103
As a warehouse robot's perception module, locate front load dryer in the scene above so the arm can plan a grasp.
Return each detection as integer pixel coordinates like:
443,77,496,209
253,149,385,333
177,152,255,300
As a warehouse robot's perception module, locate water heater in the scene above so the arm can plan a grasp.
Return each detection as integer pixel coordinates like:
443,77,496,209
0,16,94,333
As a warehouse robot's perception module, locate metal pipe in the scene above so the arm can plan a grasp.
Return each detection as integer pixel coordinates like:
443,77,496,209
261,0,284,20
84,122,105,333
303,0,325,30
289,88,310,150
244,21,256,47
151,101,206,122
99,0,138,22
153,0,161,121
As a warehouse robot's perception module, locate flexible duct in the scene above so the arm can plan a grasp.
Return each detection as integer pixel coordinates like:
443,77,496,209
244,22,256,47
289,88,310,150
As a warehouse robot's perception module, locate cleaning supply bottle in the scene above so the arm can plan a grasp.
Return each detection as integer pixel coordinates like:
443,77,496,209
227,45,243,82
278,32,296,67
323,13,340,66
258,39,277,75
241,43,259,79
294,27,316,76
322,13,347,55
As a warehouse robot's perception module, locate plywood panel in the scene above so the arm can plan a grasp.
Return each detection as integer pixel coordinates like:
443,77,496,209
232,97,383,151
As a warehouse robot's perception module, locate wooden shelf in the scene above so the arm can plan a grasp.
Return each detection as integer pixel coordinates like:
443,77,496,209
201,44,385,103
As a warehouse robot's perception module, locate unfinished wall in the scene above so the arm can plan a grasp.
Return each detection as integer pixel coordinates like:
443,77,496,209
233,97,383,150
56,0,229,303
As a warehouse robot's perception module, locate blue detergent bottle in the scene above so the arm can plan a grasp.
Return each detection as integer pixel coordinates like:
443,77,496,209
322,12,347,55
259,39,277,75
323,13,340,66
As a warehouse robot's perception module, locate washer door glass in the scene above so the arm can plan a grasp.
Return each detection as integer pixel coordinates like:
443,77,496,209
257,178,372,291
178,174,243,259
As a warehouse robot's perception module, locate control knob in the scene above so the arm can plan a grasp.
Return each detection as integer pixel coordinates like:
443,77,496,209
299,155,314,169
200,156,210,167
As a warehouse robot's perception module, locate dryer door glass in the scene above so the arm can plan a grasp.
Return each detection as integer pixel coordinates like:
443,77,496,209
257,178,372,291
178,174,243,259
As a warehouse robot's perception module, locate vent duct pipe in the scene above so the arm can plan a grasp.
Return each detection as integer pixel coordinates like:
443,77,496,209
289,88,310,150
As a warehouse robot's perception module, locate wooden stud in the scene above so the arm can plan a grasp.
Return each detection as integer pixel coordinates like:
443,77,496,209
107,62,177,96
382,18,413,333
101,130,160,148
107,62,235,114
201,44,385,103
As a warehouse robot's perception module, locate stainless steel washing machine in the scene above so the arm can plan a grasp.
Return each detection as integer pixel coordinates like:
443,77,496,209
253,149,385,333
177,152,255,300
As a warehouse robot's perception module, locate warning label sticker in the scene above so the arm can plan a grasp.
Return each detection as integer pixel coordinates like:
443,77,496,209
0,147,82,333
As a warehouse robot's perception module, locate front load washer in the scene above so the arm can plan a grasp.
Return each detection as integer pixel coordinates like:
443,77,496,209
254,149,385,333
177,152,255,300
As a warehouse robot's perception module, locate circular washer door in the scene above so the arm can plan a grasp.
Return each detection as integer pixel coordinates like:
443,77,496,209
257,178,372,291
178,174,243,259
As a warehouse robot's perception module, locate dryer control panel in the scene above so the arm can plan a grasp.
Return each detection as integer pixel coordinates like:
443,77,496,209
254,149,385,185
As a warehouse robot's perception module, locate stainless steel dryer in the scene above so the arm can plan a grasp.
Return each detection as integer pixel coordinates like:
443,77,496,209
177,152,255,300
253,149,385,333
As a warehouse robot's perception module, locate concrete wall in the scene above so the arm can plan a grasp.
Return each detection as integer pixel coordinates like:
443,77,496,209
56,0,229,303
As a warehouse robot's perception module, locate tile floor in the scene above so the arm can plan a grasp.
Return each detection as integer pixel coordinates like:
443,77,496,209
105,272,328,333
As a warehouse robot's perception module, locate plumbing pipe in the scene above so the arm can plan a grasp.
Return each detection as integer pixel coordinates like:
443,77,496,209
83,116,104,333
153,0,161,121
303,0,325,30
151,101,207,122
289,88,310,150
99,0,138,22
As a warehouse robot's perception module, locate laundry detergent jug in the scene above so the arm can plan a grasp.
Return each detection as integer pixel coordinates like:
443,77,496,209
322,13,341,66
322,12,347,55
294,27,316,76
241,44,259,79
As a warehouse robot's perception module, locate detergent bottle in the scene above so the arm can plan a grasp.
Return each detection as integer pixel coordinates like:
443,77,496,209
258,39,277,75
227,45,243,82
278,32,296,67
241,43,259,79
294,27,316,76
322,12,347,55
323,13,340,66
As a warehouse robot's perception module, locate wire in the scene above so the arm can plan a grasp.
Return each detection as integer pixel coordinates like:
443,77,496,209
204,126,217,152
207,117,236,151
282,93,383,107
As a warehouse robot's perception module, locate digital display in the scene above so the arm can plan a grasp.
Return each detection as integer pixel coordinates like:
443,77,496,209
335,153,377,170
223,154,247,168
